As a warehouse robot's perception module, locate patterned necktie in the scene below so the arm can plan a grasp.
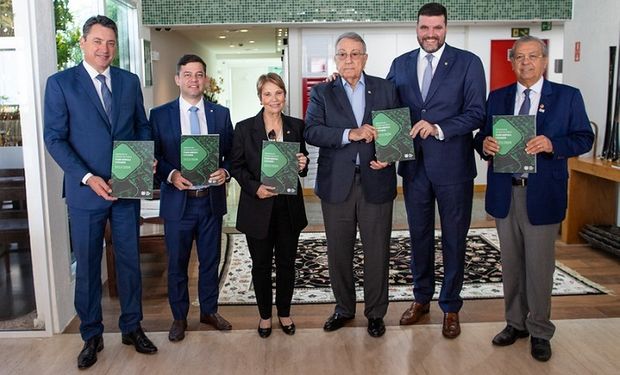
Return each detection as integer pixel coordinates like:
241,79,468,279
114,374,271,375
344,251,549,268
421,54,434,101
95,74,112,122
519,88,531,115
189,106,200,135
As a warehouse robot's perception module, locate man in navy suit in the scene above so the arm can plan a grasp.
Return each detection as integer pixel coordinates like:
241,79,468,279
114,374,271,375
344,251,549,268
305,32,399,338
474,36,593,361
44,15,157,369
150,54,234,342
387,2,486,338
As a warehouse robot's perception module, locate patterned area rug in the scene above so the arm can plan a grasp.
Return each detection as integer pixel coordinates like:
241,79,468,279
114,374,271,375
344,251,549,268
218,228,607,305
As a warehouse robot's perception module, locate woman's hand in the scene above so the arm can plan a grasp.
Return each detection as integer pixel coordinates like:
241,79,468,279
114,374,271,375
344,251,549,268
256,184,277,199
296,153,308,171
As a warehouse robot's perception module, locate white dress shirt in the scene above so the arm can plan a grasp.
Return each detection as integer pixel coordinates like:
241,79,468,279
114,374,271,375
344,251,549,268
417,44,446,140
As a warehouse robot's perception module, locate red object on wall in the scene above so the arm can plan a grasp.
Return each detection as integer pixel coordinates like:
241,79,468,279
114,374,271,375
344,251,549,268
574,41,581,62
302,77,325,118
490,39,548,91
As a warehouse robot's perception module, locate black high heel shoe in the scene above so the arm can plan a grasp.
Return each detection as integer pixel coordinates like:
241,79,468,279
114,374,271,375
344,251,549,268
278,317,296,335
258,319,272,338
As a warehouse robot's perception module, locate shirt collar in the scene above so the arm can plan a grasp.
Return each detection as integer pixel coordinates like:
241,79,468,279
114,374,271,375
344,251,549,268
179,96,205,113
82,61,111,81
420,43,446,62
517,76,544,95
341,73,366,90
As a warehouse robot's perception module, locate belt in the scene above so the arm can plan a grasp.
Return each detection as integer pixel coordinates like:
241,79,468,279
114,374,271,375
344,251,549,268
186,188,209,198
511,177,528,187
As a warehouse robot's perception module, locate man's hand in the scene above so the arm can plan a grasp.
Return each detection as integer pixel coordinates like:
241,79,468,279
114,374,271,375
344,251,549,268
325,72,340,82
86,175,117,201
349,124,377,143
208,168,228,186
370,160,390,170
525,135,553,154
171,170,193,190
296,153,308,172
256,184,277,199
152,159,158,174
482,136,500,156
410,120,439,139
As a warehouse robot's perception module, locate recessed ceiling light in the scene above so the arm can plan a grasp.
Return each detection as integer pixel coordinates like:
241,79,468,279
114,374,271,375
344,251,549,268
229,44,235,47
249,40,255,43
218,35,226,39
240,29,248,33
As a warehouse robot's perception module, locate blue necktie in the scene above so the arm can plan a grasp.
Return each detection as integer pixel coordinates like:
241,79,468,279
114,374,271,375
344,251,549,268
421,54,434,101
519,88,531,115
189,106,200,135
95,74,112,123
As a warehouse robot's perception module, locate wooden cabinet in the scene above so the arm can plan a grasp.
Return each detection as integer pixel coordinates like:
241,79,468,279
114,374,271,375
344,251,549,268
561,157,620,244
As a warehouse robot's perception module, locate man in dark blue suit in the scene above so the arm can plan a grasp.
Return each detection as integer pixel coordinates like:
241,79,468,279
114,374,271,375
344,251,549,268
305,32,399,338
474,36,593,361
150,54,234,342
387,3,486,338
44,16,157,369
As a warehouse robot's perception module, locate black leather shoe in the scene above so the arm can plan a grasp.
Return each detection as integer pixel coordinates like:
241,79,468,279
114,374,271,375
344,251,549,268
168,319,188,342
531,337,552,361
367,318,386,337
323,313,354,332
77,335,103,369
278,317,296,335
121,327,158,354
258,319,272,338
492,325,529,346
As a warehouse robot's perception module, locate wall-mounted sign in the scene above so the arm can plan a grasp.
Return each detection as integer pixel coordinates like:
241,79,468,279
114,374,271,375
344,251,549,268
511,28,530,37
541,22,552,31
574,41,581,62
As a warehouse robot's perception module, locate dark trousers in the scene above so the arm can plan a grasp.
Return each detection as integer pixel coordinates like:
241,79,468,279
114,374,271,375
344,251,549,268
69,200,142,341
246,196,299,320
403,156,473,313
164,195,222,320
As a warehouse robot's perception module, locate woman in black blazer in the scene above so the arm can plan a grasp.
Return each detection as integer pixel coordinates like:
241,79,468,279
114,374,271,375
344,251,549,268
230,73,308,338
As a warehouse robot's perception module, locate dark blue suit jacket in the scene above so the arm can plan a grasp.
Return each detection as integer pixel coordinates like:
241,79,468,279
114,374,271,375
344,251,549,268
387,44,486,185
304,74,398,204
150,98,233,221
44,62,151,209
474,80,594,225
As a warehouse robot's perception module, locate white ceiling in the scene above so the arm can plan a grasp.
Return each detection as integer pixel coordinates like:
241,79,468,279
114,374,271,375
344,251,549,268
163,25,288,55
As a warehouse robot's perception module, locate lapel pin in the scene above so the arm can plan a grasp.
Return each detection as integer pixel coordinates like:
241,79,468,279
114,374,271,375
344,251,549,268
210,109,214,113
444,62,448,66
368,90,372,94
538,104,545,113
286,130,290,134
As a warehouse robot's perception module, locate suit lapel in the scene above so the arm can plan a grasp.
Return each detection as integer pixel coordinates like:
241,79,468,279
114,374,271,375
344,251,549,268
332,78,358,126
363,73,374,123
425,44,455,103
169,99,181,147
505,84,517,114
203,98,216,134
76,63,110,130
536,80,552,133
110,67,123,133
251,110,268,145
407,49,424,104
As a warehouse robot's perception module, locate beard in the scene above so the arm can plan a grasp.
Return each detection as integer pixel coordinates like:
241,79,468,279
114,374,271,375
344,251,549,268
418,36,444,53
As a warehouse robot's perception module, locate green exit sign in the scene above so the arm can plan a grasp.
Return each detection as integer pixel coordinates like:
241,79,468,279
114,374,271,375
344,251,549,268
511,28,530,37
541,22,552,31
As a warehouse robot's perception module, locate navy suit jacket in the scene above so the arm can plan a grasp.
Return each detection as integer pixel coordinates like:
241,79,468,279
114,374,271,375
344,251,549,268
473,80,594,225
231,110,309,239
150,98,233,221
387,44,486,185
44,62,151,210
304,74,398,204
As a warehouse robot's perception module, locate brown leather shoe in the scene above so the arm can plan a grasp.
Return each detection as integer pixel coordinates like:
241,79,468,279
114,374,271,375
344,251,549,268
200,312,232,330
399,301,430,325
442,312,461,339
168,319,188,342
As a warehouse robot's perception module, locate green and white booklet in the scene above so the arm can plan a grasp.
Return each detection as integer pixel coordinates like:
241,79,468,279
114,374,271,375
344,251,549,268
111,140,154,199
492,115,537,174
260,140,299,195
371,107,415,163
181,135,220,186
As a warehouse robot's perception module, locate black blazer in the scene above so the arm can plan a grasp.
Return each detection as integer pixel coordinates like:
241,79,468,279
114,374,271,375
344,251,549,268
231,110,309,239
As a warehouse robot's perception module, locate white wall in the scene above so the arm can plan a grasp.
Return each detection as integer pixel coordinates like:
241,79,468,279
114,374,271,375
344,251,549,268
564,0,620,157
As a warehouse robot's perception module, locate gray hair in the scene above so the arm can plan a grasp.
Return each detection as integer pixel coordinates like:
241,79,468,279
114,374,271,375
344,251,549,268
335,32,367,53
509,35,549,59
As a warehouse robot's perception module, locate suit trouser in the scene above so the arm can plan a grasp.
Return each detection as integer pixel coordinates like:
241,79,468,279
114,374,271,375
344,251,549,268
495,186,558,340
69,200,143,341
246,195,300,320
164,195,222,320
403,156,473,313
321,173,393,319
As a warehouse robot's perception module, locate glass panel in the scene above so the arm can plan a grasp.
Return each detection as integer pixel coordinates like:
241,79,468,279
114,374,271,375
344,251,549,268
0,0,14,37
0,48,36,330
106,0,131,70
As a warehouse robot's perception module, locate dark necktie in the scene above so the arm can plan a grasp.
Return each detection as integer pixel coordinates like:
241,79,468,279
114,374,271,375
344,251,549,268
95,74,112,123
421,54,434,101
189,106,201,135
519,88,531,115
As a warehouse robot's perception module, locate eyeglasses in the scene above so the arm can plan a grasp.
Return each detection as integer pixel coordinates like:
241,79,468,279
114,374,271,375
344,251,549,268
268,129,276,141
513,54,543,64
335,51,366,61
